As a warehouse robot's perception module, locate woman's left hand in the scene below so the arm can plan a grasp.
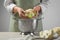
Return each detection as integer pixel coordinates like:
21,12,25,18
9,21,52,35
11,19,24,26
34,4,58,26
33,5,41,17
33,5,41,13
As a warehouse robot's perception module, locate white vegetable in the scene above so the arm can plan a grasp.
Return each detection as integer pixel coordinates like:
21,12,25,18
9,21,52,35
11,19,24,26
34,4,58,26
25,9,37,18
52,27,60,36
39,30,53,39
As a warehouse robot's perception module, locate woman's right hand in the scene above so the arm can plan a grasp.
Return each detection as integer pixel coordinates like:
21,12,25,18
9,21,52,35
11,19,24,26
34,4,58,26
13,6,27,18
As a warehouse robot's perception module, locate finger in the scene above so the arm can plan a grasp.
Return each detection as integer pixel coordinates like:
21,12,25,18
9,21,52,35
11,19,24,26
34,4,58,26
18,12,22,17
21,12,25,17
33,7,37,11
18,10,25,17
19,12,28,18
21,9,25,14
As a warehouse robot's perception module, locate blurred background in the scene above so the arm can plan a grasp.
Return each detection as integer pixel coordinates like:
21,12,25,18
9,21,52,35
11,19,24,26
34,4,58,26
0,0,60,32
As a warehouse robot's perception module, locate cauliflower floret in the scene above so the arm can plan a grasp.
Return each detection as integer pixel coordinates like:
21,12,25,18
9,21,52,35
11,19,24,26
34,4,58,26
39,30,53,39
25,9,37,18
52,27,60,36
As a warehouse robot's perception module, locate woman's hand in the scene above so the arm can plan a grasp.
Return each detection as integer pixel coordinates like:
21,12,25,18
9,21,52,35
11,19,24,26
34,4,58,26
12,6,27,18
33,5,41,17
33,5,41,13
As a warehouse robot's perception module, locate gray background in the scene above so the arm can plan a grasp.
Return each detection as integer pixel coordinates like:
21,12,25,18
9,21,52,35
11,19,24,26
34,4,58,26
0,0,10,32
0,0,60,32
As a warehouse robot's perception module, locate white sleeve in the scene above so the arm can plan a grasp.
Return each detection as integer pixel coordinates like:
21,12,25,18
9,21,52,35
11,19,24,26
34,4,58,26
4,0,16,13
39,0,49,13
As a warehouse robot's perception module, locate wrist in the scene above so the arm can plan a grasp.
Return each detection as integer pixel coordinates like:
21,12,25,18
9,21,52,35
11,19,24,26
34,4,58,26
12,6,18,14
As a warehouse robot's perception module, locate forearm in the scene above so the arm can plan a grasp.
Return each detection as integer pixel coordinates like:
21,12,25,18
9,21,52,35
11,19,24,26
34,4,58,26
39,4,47,13
39,0,49,13
4,0,16,13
